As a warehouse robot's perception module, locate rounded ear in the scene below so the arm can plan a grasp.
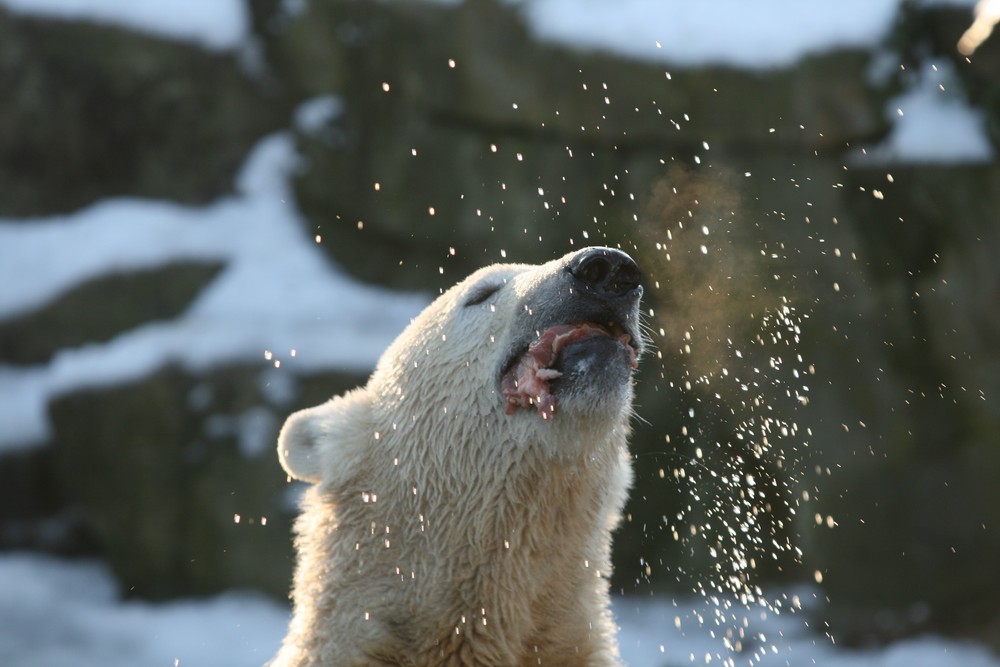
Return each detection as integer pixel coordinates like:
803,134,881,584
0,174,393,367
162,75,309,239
277,389,373,485
277,407,326,483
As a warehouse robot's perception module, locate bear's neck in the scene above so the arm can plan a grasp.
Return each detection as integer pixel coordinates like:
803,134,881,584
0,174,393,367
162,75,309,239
414,430,628,655
283,427,630,665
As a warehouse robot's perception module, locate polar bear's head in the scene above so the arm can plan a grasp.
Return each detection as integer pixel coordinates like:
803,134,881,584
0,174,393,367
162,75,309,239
279,246,644,484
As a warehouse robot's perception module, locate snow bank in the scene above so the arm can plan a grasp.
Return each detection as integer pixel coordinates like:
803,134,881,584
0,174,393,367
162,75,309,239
519,0,903,68
0,129,428,450
0,0,248,51
864,60,995,163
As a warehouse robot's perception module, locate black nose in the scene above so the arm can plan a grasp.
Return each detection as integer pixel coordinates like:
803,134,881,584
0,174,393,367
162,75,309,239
568,247,642,297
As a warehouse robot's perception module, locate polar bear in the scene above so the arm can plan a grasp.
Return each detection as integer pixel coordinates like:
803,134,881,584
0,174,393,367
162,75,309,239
271,246,644,667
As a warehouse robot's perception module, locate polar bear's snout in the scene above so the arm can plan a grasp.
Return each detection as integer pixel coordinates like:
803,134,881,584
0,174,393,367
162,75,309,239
560,247,644,351
501,246,644,419
567,246,643,300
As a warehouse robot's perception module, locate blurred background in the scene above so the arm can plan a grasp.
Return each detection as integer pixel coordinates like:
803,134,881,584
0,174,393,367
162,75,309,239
1,0,999,665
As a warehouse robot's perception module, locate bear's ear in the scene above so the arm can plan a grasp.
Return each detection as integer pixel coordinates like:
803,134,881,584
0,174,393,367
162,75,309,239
277,388,373,485
277,407,327,483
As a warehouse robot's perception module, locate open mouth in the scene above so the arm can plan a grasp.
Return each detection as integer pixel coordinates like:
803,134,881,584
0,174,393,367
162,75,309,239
500,321,639,420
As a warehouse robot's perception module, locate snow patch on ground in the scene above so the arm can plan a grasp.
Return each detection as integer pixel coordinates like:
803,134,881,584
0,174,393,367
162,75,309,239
0,553,288,667
1,553,997,667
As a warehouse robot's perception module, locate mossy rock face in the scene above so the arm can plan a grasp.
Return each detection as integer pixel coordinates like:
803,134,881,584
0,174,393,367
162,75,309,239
48,364,365,600
0,261,224,366
793,164,1000,644
248,0,347,101
614,156,1000,645
322,1,886,152
296,116,657,289
0,9,288,217
288,0,890,291
0,446,90,554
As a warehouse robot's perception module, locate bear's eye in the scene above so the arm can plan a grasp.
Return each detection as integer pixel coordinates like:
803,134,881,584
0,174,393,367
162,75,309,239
464,282,502,307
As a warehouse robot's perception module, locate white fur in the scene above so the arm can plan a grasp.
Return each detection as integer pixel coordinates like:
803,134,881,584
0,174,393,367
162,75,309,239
270,251,638,667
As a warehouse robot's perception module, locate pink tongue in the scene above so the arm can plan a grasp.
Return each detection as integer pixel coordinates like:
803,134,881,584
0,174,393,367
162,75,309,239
501,323,630,419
